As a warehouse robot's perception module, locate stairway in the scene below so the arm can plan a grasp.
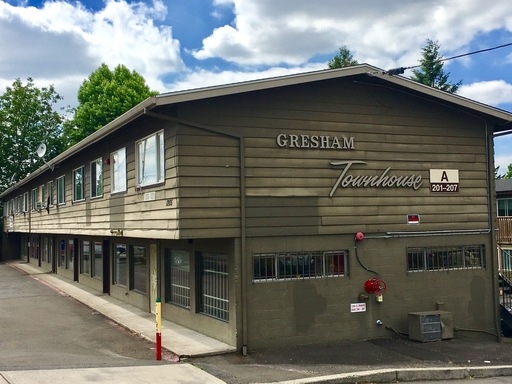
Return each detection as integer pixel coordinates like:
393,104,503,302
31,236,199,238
500,247,512,336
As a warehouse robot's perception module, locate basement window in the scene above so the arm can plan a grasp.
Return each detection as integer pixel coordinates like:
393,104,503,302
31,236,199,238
407,244,485,272
253,250,349,281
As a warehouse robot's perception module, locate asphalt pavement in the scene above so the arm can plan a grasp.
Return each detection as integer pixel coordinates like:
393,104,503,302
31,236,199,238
7,260,512,384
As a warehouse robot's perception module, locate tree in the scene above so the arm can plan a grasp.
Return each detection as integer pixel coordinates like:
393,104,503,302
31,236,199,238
328,46,358,69
63,64,158,147
0,78,64,193
504,164,512,179
410,39,462,93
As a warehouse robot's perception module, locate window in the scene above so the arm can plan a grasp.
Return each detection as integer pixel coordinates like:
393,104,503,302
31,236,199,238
111,148,126,193
41,184,46,208
73,166,85,201
41,237,48,263
165,249,190,308
131,246,147,294
23,192,28,212
498,198,512,217
81,241,90,275
58,239,74,270
92,241,103,279
253,250,349,281
114,243,127,286
136,131,165,187
47,181,54,207
31,188,37,210
57,176,66,205
90,158,103,198
67,239,74,271
199,253,229,321
407,244,485,272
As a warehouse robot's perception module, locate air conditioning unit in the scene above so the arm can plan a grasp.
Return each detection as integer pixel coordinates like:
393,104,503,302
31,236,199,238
408,311,453,342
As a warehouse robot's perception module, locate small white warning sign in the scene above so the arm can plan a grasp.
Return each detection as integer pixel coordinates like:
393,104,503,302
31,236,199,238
350,303,366,313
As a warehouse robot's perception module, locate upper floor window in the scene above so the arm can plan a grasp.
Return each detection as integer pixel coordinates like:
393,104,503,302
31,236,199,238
57,175,66,205
111,148,126,194
498,198,512,217
47,181,54,207
31,188,37,211
73,166,85,202
90,158,103,198
136,131,164,187
39,184,46,207
23,192,28,212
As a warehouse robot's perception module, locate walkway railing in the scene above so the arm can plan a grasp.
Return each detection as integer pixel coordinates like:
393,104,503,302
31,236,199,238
497,217,512,244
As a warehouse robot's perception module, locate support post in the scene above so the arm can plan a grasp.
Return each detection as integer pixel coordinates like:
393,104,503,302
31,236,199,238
155,297,162,360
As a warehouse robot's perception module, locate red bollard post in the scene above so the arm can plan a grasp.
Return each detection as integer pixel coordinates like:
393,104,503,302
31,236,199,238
156,297,162,360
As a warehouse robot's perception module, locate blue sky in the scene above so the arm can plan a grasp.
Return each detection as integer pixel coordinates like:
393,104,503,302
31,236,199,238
1,0,512,173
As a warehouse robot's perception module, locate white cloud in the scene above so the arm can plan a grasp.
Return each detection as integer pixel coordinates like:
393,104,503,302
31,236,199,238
194,0,512,69
459,80,512,106
0,0,183,105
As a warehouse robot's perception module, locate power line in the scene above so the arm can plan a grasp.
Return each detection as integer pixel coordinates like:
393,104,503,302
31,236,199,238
386,42,512,75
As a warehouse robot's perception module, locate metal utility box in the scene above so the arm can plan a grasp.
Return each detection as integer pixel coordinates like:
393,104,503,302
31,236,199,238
408,311,454,342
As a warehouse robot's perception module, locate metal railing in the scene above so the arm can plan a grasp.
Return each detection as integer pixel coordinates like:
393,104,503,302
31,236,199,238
499,248,512,314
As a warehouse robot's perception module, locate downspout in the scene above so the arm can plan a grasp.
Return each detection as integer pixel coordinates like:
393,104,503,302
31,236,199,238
239,139,248,356
485,121,502,341
143,109,249,353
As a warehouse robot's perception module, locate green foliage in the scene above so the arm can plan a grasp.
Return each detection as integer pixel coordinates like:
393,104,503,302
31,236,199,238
63,63,158,147
411,39,462,93
504,164,512,179
0,78,64,193
328,46,358,69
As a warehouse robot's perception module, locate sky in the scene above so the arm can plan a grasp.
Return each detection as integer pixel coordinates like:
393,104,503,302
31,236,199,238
1,0,512,174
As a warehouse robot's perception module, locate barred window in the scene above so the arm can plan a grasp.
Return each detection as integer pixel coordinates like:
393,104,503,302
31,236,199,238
253,250,349,281
407,244,485,272
199,253,229,321
165,249,191,309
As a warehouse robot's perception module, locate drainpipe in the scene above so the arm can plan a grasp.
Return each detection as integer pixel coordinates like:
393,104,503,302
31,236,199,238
485,122,502,341
143,109,249,353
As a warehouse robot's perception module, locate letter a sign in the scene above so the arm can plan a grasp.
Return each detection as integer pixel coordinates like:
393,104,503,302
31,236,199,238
429,169,459,193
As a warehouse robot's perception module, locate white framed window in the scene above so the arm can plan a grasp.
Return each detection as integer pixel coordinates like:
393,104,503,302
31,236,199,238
136,131,164,187
57,175,66,205
90,158,103,198
73,166,85,202
23,192,28,212
111,148,126,193
38,184,45,208
31,188,37,211
47,181,54,207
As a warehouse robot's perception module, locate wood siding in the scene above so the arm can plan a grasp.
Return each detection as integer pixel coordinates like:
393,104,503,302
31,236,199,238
175,78,490,238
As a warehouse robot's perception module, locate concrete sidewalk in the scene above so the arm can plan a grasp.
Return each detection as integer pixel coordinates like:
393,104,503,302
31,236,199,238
9,261,236,359
0,364,225,384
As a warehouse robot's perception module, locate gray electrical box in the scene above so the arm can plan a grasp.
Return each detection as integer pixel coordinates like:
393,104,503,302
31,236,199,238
408,311,453,342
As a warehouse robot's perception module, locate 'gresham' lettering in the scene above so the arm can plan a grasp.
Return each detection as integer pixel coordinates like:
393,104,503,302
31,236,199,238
277,134,355,150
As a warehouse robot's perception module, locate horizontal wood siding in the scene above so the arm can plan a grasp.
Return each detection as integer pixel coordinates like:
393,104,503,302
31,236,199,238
175,127,241,238
175,77,491,238
6,117,182,239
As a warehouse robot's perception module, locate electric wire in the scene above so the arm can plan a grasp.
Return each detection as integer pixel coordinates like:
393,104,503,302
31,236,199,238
386,41,512,75
354,239,381,278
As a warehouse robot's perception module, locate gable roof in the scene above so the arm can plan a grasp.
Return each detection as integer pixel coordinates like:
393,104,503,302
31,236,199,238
2,64,512,199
